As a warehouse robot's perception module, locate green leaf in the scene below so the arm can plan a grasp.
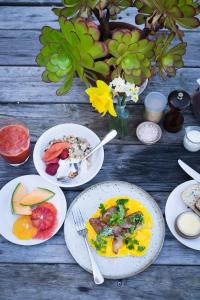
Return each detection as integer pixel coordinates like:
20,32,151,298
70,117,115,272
138,245,145,252
93,61,110,75
56,76,73,96
42,71,50,82
180,5,196,17
176,17,200,28
122,55,140,70
116,199,129,206
169,6,183,18
99,227,113,237
108,40,119,57
99,203,106,214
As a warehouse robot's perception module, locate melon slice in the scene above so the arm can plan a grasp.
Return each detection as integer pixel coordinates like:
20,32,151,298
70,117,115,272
20,188,55,206
11,183,32,215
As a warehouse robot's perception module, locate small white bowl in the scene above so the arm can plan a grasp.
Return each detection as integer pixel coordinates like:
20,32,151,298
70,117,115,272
136,121,162,145
33,124,104,188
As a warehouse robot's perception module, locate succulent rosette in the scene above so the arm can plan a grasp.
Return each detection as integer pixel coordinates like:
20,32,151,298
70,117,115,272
107,29,154,85
36,18,109,95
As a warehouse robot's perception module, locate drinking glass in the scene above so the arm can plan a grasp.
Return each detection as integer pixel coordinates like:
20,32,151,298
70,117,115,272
0,116,30,166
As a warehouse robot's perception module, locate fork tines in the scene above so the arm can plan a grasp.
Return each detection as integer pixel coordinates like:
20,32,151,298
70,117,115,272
72,208,85,231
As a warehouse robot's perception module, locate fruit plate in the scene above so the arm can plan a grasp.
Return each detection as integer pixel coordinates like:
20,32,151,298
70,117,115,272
165,180,200,251
64,181,165,279
0,175,67,246
33,123,104,188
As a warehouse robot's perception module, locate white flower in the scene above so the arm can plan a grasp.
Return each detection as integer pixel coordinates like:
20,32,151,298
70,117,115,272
109,77,140,102
109,76,127,95
131,94,139,103
124,82,139,102
109,76,125,87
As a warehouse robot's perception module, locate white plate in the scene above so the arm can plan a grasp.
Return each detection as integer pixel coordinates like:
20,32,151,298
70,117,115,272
64,181,165,279
165,180,200,250
33,123,104,188
0,175,67,246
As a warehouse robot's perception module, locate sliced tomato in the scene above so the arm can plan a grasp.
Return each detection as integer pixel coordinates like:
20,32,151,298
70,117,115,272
31,206,55,231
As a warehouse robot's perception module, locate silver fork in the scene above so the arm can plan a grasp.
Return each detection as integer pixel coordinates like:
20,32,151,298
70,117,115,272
72,208,104,285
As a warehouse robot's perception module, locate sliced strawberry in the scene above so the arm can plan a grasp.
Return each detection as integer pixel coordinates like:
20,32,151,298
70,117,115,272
59,149,69,160
45,163,59,176
31,206,55,231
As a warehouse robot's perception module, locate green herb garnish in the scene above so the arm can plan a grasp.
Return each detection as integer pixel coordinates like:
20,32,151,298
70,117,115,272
99,203,106,215
91,234,107,252
138,246,145,252
128,225,136,234
128,212,144,225
125,237,139,250
99,226,113,237
116,199,129,206
107,212,125,226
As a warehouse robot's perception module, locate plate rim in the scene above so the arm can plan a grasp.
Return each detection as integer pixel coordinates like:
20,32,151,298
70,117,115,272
0,174,67,246
165,179,200,251
33,123,104,188
64,180,165,279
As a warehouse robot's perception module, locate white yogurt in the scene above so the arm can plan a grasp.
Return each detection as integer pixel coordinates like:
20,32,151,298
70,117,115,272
184,128,200,152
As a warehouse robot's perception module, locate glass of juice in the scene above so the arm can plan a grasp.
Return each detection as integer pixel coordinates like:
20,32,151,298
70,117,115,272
0,116,30,166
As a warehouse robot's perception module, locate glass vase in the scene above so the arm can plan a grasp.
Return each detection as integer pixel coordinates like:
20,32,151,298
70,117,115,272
110,97,129,138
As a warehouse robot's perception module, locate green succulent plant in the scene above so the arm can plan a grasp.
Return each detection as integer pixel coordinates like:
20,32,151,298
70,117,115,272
36,18,109,95
36,0,200,96
134,0,200,38
53,0,99,18
154,32,186,78
107,29,154,85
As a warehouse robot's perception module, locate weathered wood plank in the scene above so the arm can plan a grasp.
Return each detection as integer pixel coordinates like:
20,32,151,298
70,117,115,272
0,6,199,32
0,143,199,192
0,264,199,300
0,103,197,145
0,67,199,103
0,30,199,66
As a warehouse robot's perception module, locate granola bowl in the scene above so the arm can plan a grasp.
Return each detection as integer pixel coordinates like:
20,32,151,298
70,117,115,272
33,124,104,188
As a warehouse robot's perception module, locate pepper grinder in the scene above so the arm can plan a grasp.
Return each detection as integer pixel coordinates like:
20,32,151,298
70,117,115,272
192,79,200,122
163,90,191,133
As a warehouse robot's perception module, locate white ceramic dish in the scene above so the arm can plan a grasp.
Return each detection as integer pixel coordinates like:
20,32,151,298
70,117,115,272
64,181,165,279
165,180,200,250
0,175,67,246
33,123,104,188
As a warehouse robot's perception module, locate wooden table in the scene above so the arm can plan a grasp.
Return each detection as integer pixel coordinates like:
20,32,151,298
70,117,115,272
0,1,200,299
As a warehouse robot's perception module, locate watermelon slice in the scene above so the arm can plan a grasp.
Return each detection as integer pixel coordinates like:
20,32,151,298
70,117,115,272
11,183,32,215
20,188,55,206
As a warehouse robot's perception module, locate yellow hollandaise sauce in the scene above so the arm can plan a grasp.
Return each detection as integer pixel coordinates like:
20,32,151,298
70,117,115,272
86,196,153,257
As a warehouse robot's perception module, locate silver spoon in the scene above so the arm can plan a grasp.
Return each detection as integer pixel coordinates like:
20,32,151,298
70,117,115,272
57,130,117,182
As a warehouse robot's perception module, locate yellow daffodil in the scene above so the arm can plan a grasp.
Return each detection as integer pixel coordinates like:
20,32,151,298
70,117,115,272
86,80,117,117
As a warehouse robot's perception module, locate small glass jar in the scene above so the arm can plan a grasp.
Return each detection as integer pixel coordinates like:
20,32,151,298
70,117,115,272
183,126,200,152
144,92,167,123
